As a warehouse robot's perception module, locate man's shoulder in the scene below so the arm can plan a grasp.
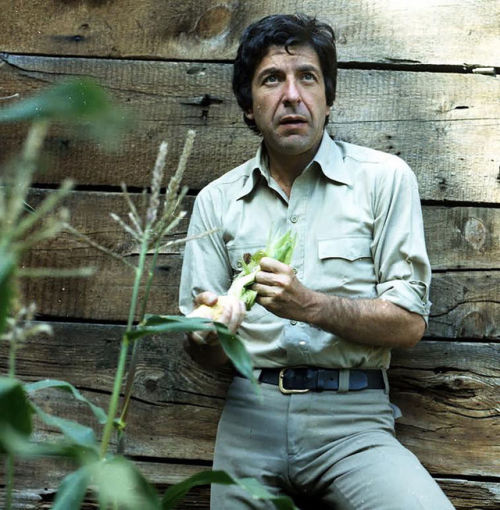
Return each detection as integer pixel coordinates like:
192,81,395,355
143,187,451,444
199,157,256,198
336,140,410,173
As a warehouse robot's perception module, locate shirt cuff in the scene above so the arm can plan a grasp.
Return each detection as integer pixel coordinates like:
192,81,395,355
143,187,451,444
376,279,431,325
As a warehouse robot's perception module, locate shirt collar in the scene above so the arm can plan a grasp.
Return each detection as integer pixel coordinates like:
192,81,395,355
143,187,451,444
311,130,352,186
236,130,351,200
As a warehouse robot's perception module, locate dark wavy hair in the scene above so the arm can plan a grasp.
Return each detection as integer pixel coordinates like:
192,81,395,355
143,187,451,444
232,13,337,133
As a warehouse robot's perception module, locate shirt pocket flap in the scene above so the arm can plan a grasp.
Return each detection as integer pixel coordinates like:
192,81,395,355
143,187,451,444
318,237,372,261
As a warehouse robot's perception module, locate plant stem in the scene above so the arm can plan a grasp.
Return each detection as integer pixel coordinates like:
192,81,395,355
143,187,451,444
5,454,14,510
99,232,150,458
118,243,160,427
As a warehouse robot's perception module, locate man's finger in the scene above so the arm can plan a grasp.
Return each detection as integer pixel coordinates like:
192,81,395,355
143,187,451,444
259,256,288,272
194,291,218,306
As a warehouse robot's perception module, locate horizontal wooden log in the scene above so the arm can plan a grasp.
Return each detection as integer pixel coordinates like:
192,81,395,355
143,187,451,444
0,1,498,65
1,55,499,202
18,190,500,337
0,323,498,478
1,461,499,509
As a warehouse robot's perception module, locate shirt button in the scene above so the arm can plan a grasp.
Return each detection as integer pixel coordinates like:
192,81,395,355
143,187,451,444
290,320,297,326
290,215,298,223
292,267,297,274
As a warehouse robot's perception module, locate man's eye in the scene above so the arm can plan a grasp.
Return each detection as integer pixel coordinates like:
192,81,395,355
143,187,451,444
302,72,316,81
263,75,278,84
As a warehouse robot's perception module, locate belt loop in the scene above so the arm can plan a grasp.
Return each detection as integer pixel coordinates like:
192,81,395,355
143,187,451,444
338,369,350,393
382,368,389,394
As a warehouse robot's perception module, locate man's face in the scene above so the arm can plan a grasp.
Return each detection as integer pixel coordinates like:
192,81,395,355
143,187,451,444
245,44,330,161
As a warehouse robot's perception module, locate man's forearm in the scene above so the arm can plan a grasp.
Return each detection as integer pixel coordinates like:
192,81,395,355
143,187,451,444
304,290,425,348
255,257,426,349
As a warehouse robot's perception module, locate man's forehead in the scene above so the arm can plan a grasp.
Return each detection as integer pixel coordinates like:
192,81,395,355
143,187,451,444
256,43,321,70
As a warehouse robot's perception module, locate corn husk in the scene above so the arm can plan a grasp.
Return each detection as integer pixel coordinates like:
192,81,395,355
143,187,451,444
195,230,296,320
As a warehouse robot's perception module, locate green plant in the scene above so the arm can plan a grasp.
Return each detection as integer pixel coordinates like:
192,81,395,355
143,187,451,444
0,80,297,509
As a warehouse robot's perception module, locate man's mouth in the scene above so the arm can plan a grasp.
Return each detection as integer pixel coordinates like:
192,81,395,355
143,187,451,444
279,116,307,126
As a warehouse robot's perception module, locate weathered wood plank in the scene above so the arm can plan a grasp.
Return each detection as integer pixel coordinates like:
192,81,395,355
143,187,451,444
0,323,498,476
0,1,498,65
22,189,500,269
436,478,500,510
18,189,500,336
2,460,498,509
1,54,499,202
428,271,499,339
391,341,499,477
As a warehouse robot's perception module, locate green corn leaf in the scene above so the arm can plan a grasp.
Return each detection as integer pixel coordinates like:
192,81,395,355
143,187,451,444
0,78,129,145
213,322,257,387
0,377,33,452
31,403,98,451
134,315,257,389
128,315,217,342
161,469,297,509
0,425,96,458
0,78,110,122
0,249,16,335
52,465,91,510
88,456,160,510
25,379,107,424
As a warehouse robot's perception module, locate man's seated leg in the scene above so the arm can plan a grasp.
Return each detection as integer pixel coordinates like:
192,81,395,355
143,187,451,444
319,430,454,509
210,376,294,509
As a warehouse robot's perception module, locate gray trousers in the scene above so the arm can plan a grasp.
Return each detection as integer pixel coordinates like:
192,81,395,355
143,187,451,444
211,374,455,510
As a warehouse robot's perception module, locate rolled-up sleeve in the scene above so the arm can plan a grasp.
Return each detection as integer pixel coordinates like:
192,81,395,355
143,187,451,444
178,187,232,315
372,160,432,323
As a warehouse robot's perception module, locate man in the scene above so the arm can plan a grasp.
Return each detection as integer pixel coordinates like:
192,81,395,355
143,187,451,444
180,13,454,510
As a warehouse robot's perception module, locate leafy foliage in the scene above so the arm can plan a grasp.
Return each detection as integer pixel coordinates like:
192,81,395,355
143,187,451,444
0,377,33,452
0,79,297,509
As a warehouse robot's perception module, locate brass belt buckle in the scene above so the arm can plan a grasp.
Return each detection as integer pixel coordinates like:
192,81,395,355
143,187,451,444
279,368,310,394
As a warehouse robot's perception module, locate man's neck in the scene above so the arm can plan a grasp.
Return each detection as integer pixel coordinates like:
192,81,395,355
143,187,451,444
265,139,322,197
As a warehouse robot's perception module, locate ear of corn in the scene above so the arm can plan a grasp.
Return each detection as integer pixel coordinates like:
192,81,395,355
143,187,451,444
193,230,296,322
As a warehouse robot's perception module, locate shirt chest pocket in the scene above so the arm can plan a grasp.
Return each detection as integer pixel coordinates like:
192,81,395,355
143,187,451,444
316,236,376,295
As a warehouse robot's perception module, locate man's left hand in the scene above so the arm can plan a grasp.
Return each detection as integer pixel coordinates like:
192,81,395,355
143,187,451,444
253,257,318,322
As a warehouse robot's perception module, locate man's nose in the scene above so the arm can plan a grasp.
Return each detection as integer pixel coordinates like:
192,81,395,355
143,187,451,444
282,78,301,105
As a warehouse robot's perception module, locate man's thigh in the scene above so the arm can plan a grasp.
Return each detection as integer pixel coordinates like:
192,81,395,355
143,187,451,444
210,377,291,509
319,431,455,510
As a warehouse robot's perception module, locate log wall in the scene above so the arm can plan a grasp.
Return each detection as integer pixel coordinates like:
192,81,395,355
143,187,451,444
1,1,498,508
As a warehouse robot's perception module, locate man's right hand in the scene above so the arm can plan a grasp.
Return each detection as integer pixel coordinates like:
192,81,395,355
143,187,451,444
187,291,246,345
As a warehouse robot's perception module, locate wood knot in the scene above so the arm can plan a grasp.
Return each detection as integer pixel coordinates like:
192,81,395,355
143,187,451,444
458,310,485,338
463,217,487,251
196,5,231,40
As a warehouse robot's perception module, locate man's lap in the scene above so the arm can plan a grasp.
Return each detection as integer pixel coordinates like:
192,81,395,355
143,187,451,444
211,375,454,509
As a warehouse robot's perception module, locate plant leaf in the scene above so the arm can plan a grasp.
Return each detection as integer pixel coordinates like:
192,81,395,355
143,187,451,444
89,456,160,510
0,249,16,334
0,78,129,145
0,425,96,459
31,402,98,451
133,315,258,389
0,78,107,122
52,465,91,510
161,470,297,509
128,315,217,341
0,377,33,452
213,323,257,387
25,379,107,424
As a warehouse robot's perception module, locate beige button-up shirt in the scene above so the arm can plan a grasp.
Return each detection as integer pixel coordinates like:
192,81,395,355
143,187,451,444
179,131,431,369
